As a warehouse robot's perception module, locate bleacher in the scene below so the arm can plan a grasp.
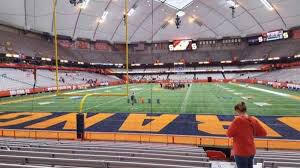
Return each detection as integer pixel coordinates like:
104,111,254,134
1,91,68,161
196,73,224,80
255,150,300,168
169,74,194,81
0,68,121,91
255,68,300,84
0,137,211,168
224,72,263,79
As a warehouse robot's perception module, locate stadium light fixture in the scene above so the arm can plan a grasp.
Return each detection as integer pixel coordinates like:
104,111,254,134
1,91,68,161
127,4,138,17
97,11,108,23
188,16,195,23
176,10,185,17
268,57,280,60
6,54,19,58
101,11,108,20
198,61,210,64
226,0,239,8
127,8,135,16
97,18,103,23
221,60,232,64
60,60,68,63
42,57,51,61
260,0,274,10
168,19,174,25
131,64,141,66
154,63,164,66
226,0,239,18
79,0,90,9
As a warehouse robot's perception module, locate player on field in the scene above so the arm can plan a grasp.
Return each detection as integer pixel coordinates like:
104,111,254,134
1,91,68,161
130,92,136,106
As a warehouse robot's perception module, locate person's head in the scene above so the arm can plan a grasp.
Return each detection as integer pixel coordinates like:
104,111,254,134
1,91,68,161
234,102,247,114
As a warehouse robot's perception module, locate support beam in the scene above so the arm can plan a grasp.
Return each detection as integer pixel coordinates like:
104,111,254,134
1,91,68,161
92,0,112,40
72,9,82,39
236,2,265,31
129,2,163,41
197,1,243,34
24,0,27,29
110,0,139,41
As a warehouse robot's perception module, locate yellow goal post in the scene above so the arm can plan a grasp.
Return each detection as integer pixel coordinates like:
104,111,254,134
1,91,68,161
52,0,129,112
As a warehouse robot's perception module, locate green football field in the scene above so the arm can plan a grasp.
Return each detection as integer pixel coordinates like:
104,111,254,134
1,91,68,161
0,83,300,116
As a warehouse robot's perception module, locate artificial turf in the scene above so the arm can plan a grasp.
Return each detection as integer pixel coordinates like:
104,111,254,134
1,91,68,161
0,83,300,116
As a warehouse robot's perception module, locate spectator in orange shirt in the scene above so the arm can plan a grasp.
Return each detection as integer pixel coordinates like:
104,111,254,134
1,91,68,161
227,102,267,168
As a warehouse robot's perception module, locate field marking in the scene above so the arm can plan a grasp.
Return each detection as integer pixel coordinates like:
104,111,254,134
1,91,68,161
180,84,192,113
38,102,54,105
233,83,300,101
69,96,82,100
130,88,143,91
0,95,55,106
242,96,254,100
0,85,125,105
254,102,272,107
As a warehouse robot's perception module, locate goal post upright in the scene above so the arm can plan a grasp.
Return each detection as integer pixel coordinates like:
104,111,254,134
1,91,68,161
52,0,59,96
52,0,130,113
52,0,129,96
125,0,129,96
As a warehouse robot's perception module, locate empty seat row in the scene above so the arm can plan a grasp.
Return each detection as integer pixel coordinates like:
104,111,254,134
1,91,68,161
0,138,211,168
255,150,300,168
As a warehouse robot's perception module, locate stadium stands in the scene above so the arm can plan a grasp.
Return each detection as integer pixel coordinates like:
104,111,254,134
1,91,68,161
196,73,224,80
0,68,120,91
1,1,300,168
255,68,300,83
1,28,300,65
255,150,300,168
169,74,194,80
1,137,300,168
224,72,263,79
0,137,211,168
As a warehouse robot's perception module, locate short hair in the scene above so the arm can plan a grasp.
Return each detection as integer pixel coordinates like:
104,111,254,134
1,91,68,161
234,102,247,113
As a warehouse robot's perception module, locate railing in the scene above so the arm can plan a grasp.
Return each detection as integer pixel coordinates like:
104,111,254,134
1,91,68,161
1,129,300,150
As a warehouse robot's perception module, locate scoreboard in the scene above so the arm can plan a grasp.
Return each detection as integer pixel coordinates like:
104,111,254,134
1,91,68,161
169,39,197,51
248,30,289,45
264,30,289,41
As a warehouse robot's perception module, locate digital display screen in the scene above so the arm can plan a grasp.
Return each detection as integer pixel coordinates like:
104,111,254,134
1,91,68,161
263,30,289,42
248,30,289,45
247,36,263,45
266,30,284,41
169,40,197,51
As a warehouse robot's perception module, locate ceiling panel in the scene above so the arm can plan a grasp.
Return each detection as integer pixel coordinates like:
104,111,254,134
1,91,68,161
0,0,299,42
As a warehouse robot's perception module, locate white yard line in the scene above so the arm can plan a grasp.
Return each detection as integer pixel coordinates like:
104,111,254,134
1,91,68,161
180,84,192,113
233,83,291,98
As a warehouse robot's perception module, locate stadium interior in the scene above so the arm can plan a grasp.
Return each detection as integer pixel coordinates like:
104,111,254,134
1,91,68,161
0,0,300,167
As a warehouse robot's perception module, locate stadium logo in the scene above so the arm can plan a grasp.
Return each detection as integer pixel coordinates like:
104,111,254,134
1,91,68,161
0,112,299,140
